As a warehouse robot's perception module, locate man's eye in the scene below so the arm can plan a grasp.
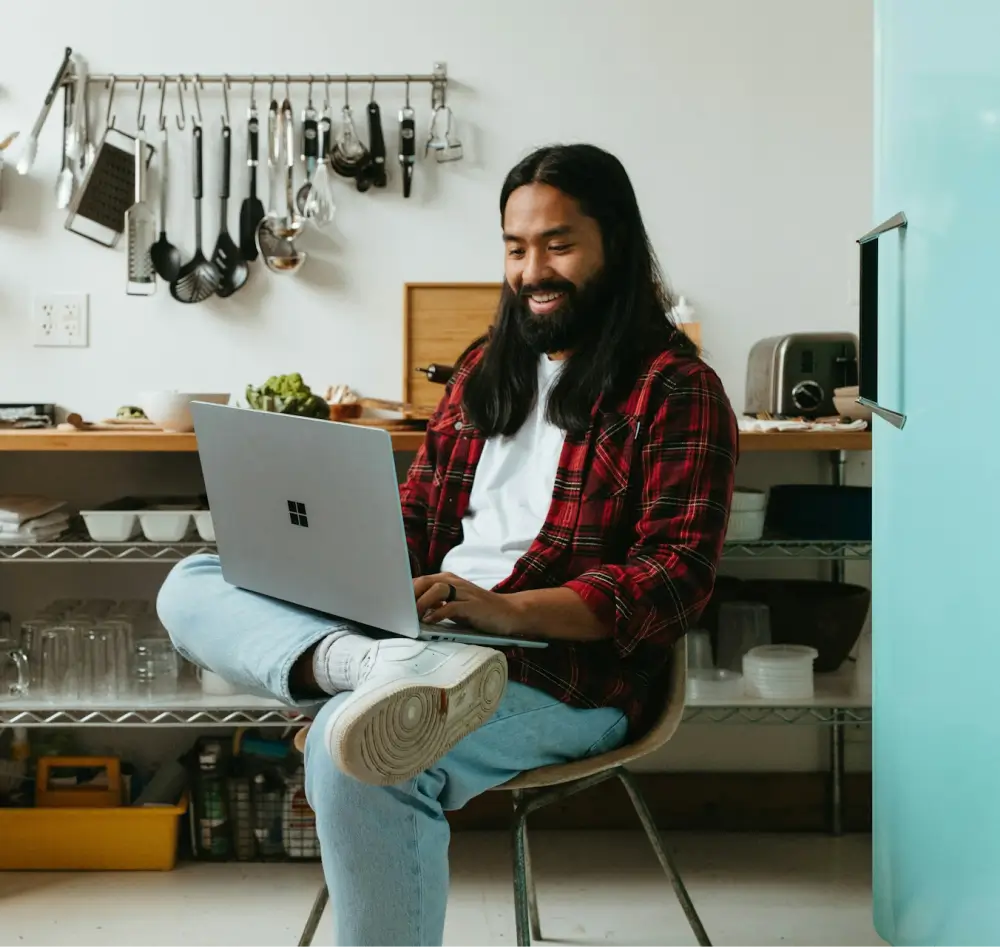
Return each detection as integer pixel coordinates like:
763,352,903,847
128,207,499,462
549,244,572,253
507,247,525,257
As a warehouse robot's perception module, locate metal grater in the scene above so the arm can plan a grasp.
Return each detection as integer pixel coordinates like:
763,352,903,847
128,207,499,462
65,127,154,248
125,134,156,295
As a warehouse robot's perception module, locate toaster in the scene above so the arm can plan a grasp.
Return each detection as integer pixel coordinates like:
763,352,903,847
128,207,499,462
744,333,858,418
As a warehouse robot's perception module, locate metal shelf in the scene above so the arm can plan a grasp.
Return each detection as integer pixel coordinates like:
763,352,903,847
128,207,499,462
0,535,214,562
722,539,871,560
0,681,870,729
0,693,303,728
683,706,870,725
0,535,872,563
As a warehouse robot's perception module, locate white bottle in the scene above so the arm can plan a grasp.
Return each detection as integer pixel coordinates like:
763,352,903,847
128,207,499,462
671,295,696,325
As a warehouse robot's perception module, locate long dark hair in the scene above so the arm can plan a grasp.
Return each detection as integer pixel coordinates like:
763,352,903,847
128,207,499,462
462,143,696,437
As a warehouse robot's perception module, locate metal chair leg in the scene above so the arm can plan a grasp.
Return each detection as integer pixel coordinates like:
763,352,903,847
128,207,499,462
511,789,543,946
297,884,329,947
617,768,712,947
520,811,543,940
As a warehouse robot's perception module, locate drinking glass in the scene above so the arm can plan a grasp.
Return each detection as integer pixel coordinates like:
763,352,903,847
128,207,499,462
132,638,180,700
38,623,81,701
716,601,772,672
99,618,134,692
686,630,714,669
80,625,120,701
44,598,81,619
0,634,29,699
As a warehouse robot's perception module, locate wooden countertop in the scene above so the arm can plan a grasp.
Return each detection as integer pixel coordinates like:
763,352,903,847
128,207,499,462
0,428,871,453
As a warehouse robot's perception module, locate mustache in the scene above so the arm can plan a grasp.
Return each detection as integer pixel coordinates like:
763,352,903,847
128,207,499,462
518,279,576,298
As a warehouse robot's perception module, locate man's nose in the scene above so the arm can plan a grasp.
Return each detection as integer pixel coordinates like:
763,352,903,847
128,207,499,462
522,250,554,288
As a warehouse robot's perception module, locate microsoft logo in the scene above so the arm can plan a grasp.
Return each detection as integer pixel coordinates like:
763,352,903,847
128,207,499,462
287,501,309,528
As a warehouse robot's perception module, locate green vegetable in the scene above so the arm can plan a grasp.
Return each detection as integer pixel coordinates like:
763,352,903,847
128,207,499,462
245,373,329,419
116,405,147,420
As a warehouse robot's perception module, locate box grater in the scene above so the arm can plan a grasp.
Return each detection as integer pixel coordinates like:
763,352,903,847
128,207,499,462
64,127,154,248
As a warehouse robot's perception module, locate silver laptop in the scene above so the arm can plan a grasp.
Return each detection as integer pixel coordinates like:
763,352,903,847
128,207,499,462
191,402,546,650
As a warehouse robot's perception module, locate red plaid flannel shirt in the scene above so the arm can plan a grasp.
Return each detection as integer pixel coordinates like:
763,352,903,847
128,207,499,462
400,341,738,731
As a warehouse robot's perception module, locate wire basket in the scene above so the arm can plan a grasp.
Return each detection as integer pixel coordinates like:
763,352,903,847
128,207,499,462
0,759,26,797
186,735,319,862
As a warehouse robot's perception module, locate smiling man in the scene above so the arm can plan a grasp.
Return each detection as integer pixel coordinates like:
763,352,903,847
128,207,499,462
158,143,738,946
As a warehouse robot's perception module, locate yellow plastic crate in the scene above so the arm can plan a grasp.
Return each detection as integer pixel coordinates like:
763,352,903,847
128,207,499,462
0,794,188,871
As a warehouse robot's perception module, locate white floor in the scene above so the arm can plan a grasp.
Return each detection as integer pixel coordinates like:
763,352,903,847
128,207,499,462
1,831,881,946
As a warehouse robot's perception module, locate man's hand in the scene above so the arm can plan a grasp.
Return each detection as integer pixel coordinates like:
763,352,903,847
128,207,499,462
414,573,527,638
414,574,614,643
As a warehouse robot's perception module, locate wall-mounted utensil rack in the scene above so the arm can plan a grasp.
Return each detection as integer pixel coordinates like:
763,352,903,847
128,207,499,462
65,63,450,111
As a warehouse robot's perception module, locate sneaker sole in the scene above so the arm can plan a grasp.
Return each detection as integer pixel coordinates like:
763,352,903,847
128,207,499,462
325,648,508,786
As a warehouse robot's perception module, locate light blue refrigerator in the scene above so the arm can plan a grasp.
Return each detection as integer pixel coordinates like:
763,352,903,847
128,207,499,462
870,1,1000,943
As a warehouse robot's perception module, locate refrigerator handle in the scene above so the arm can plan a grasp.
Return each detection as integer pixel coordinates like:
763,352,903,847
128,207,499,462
857,212,908,429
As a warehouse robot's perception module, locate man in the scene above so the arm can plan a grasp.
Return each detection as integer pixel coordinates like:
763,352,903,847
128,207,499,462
158,143,738,946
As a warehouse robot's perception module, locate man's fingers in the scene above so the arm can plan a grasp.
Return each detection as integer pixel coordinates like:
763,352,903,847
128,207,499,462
415,581,454,616
413,573,460,598
421,602,466,625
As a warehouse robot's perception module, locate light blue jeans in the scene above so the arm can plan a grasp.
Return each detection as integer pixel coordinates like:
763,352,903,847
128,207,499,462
157,554,628,946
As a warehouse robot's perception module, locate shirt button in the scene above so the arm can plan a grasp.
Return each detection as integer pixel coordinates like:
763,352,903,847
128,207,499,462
454,421,463,431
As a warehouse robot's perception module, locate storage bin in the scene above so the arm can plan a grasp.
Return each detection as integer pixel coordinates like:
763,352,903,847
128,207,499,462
766,485,872,541
0,794,188,870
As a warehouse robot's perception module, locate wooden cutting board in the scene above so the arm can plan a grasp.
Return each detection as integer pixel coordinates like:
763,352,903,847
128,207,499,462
401,281,701,409
403,283,502,409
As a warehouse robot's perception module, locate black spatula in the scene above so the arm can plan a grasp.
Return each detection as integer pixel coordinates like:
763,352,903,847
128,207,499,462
211,123,248,298
239,106,265,262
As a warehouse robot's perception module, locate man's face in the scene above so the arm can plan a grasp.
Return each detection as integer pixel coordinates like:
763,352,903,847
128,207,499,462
502,183,606,354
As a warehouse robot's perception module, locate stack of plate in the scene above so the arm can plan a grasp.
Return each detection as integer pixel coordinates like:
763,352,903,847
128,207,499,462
742,644,818,699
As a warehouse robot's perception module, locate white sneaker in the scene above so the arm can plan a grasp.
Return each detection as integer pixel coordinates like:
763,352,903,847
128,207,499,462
324,639,508,786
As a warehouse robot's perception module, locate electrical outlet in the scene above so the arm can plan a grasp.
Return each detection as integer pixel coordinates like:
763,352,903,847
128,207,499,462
33,293,89,347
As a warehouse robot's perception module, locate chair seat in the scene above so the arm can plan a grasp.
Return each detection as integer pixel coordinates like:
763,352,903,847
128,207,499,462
500,647,687,792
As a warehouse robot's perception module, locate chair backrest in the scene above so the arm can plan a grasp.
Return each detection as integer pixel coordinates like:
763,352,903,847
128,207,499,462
500,638,688,791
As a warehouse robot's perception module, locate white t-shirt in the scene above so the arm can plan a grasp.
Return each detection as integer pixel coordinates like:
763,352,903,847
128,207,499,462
440,356,567,590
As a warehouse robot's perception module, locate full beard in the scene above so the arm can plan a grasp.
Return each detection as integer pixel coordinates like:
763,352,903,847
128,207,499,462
514,273,609,355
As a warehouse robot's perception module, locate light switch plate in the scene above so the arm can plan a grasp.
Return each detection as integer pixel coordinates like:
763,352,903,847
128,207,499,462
33,293,89,347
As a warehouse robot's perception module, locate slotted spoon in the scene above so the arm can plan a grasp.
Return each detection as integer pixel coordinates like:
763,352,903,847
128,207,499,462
169,124,221,304
210,122,248,297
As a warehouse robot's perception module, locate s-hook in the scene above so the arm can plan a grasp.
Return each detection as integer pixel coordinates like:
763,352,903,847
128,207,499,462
135,76,147,131
174,76,186,130
222,74,231,127
191,74,204,126
157,75,169,131
104,76,117,129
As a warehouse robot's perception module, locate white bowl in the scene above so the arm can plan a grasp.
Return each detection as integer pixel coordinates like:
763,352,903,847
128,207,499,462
833,386,872,422
137,391,230,433
731,489,767,512
80,511,140,542
199,669,243,696
193,511,215,542
138,511,193,543
725,509,766,542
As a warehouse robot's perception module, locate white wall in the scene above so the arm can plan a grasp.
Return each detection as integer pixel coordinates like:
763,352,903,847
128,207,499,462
0,0,871,417
0,0,874,773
